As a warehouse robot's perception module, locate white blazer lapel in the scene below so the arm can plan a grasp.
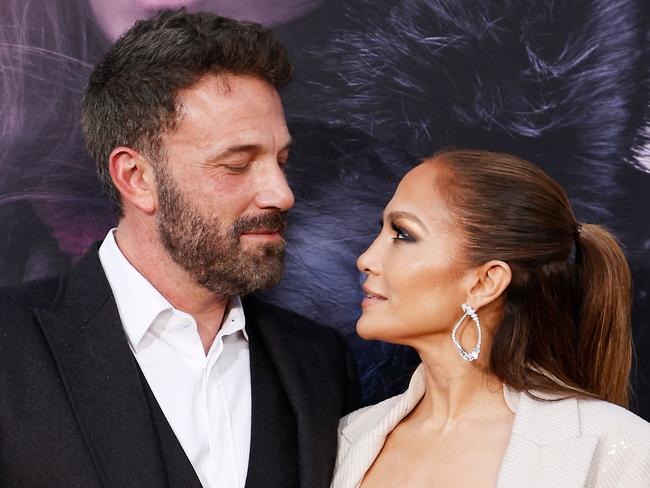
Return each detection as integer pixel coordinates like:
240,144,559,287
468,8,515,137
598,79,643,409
331,365,427,488
498,390,599,488
331,426,390,488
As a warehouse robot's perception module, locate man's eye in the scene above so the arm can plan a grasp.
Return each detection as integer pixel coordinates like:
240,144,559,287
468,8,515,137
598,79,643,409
225,163,250,173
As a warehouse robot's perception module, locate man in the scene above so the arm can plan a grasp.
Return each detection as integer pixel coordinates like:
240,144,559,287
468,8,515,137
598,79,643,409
0,10,359,488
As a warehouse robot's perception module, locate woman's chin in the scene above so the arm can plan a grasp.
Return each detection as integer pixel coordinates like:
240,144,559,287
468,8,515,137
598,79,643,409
355,317,390,342
355,317,375,340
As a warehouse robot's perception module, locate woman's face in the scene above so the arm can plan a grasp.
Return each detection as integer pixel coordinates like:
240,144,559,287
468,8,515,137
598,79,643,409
356,161,473,345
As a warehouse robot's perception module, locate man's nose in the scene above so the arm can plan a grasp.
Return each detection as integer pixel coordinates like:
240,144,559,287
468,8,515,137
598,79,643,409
255,163,295,211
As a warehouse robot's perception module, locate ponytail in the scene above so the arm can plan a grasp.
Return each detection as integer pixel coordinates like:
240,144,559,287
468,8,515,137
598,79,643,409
575,224,632,407
433,149,634,407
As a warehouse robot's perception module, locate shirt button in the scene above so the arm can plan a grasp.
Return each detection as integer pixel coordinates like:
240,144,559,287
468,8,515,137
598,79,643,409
179,318,192,328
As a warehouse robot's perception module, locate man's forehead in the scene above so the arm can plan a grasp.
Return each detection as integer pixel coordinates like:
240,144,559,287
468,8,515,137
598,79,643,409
177,73,279,108
162,75,290,152
172,77,282,131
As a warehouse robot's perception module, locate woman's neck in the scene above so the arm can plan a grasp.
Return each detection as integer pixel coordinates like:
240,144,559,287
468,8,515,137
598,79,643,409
409,337,513,432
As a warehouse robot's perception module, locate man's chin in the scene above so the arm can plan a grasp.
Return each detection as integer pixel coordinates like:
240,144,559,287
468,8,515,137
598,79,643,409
243,255,285,291
240,239,286,260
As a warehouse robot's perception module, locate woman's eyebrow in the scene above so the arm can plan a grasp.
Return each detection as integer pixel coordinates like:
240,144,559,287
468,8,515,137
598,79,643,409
384,210,429,233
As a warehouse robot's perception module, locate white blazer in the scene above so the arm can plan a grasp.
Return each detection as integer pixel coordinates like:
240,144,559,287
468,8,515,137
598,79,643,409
331,364,650,488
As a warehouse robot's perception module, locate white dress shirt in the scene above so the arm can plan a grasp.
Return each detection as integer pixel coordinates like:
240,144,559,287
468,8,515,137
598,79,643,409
98,229,251,488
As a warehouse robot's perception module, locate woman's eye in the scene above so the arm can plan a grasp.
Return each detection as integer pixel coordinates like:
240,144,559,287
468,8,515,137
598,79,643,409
391,223,411,241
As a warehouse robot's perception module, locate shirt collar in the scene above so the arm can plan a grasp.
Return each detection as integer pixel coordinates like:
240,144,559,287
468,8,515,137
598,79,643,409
219,295,248,342
99,229,171,350
98,229,248,349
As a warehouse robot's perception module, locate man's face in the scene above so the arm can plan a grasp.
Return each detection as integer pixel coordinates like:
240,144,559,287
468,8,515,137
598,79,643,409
154,73,294,296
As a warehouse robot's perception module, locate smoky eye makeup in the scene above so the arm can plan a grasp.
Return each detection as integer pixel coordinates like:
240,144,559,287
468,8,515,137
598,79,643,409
377,218,415,242
390,222,413,242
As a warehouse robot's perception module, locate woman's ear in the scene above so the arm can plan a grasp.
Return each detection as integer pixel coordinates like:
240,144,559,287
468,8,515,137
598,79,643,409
108,146,157,214
466,260,512,310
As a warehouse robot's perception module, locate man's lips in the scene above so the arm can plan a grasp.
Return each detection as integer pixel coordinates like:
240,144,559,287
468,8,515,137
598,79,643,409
241,229,281,234
239,228,284,240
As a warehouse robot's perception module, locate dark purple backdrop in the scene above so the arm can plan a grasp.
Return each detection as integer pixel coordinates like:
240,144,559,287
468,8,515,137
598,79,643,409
1,0,649,418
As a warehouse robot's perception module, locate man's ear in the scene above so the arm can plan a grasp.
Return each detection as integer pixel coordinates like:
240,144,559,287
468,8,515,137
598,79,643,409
108,147,157,214
466,260,512,310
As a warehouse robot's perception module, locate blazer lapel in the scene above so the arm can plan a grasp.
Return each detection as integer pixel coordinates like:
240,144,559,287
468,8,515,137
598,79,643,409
331,435,386,488
332,365,427,488
245,298,334,488
498,391,599,488
35,250,169,488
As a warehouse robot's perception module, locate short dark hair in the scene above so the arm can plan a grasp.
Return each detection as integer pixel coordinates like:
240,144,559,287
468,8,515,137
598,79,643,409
81,9,292,214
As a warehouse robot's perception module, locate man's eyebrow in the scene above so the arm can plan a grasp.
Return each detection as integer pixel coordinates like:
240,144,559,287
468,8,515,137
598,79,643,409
209,139,294,162
384,210,429,233
210,144,261,161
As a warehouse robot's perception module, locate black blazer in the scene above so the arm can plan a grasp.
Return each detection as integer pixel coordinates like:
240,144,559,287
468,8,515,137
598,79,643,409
0,248,360,488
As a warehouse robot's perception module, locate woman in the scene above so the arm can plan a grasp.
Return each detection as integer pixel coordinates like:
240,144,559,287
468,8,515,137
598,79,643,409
331,149,650,488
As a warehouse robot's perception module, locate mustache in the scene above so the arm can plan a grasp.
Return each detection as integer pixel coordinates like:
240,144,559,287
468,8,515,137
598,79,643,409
232,211,288,236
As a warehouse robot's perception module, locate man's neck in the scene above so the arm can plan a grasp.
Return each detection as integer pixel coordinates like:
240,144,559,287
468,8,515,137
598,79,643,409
114,220,230,353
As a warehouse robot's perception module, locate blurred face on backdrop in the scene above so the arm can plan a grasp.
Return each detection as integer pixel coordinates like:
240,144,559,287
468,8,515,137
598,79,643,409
87,0,324,40
152,73,294,296
356,161,474,346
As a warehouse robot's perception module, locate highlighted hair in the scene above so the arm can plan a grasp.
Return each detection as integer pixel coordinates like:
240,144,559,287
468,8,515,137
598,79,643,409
433,149,632,406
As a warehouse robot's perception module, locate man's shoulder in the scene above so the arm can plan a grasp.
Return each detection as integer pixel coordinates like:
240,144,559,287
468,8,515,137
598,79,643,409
0,274,65,350
0,274,63,316
0,244,105,317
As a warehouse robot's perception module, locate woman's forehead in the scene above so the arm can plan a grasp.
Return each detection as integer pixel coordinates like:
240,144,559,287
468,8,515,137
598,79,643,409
389,162,456,228
393,162,443,205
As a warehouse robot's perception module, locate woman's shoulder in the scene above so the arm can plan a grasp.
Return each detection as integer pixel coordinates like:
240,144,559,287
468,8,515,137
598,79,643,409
515,390,650,479
518,388,650,443
575,397,650,444
572,398,650,486
498,391,650,487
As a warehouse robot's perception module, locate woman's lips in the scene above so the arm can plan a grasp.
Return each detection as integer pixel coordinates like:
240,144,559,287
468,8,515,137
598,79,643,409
361,286,387,307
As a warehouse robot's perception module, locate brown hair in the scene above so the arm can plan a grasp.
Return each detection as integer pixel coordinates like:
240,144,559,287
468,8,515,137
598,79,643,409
433,148,632,406
81,9,292,215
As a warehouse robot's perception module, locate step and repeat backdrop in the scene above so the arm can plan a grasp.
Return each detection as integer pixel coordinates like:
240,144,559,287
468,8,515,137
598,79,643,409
1,0,649,418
